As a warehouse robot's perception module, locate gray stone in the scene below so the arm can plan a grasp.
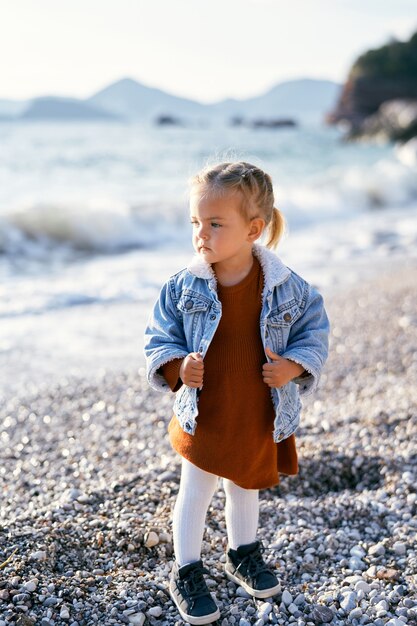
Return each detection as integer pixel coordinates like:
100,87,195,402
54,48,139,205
349,556,366,571
257,602,273,619
368,543,385,557
349,607,363,620
60,606,70,619
30,550,47,561
340,591,357,612
128,614,145,626
350,545,366,558
282,589,293,605
23,580,38,592
392,542,406,555
311,605,334,623
355,580,371,594
236,586,252,598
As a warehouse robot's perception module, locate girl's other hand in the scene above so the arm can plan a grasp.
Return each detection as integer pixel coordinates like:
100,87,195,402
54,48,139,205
262,346,305,388
179,352,204,387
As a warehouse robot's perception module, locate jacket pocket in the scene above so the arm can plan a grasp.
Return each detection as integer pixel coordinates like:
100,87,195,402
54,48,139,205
177,290,211,314
177,290,212,346
265,299,301,353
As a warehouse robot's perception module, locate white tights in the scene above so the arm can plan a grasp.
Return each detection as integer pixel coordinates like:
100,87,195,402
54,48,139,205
173,458,259,566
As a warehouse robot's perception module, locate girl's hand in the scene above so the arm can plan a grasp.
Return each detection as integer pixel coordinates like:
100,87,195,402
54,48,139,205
262,347,305,388
179,352,204,388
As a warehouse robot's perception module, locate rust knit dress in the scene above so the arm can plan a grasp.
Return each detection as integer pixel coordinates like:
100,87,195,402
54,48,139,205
161,256,298,490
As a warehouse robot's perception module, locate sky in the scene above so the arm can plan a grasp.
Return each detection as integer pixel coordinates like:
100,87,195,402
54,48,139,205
1,0,416,103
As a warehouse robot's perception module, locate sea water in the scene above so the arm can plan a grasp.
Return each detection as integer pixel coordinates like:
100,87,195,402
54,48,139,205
1,120,416,396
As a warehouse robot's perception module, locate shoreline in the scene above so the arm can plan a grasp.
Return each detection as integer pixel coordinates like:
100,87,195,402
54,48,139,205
1,258,416,624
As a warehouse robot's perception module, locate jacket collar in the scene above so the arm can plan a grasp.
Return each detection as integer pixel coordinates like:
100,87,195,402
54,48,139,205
187,243,291,295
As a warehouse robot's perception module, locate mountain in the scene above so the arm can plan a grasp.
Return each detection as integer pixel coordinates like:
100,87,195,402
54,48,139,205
87,77,341,124
209,78,341,124
87,77,207,121
20,96,120,121
0,77,342,124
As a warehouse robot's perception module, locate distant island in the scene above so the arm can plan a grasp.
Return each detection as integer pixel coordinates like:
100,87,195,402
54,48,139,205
0,77,340,127
326,30,417,143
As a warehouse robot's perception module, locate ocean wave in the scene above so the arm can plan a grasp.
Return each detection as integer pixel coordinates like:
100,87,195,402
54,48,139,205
282,156,417,221
0,198,187,261
0,155,416,264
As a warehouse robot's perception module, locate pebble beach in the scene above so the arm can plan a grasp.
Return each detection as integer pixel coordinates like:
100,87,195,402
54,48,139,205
1,257,417,626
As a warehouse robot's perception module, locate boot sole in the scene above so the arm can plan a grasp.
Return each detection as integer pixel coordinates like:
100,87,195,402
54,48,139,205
225,567,281,599
169,586,221,625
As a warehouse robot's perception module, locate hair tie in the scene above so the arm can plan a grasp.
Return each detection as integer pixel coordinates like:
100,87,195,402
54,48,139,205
241,167,256,179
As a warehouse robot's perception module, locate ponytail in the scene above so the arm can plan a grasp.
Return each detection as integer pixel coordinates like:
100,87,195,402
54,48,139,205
265,207,285,249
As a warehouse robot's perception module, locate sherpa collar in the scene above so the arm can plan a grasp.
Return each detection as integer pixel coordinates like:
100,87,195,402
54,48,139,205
186,243,291,295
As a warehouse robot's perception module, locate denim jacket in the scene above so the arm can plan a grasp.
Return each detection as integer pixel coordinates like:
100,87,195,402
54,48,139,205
144,243,329,442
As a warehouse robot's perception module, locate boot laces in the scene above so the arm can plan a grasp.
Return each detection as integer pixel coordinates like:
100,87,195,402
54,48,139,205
183,565,211,604
236,543,271,577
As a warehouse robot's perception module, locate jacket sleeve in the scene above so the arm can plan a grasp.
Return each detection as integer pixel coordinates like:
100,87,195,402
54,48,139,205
143,279,189,392
282,282,330,396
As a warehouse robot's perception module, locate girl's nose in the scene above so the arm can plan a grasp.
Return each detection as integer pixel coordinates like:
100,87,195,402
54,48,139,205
198,225,208,239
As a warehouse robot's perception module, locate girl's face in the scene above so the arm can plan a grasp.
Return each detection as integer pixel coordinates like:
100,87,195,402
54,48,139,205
190,190,263,269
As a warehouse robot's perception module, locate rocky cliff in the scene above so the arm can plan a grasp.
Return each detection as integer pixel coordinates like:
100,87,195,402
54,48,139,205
326,31,417,142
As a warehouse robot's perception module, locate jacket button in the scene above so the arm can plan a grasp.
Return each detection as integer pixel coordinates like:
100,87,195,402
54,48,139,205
277,433,284,441
283,312,292,322
185,299,193,310
210,314,216,320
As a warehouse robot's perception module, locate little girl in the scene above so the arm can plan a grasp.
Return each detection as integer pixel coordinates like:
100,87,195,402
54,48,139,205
144,161,329,625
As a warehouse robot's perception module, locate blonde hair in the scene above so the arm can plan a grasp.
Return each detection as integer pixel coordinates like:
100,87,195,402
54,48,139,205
189,161,285,249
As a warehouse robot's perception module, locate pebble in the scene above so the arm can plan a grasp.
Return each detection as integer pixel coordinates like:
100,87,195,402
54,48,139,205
147,606,163,617
368,543,386,556
376,599,389,611
350,545,366,558
29,550,47,561
60,605,70,619
340,591,357,612
128,614,145,626
0,268,416,626
144,531,159,548
349,607,363,620
311,605,334,623
393,541,406,555
282,589,293,605
23,579,38,592
348,556,366,571
355,580,371,594
257,602,273,619
236,586,252,598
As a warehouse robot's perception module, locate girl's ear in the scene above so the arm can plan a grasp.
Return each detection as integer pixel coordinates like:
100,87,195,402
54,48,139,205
248,217,265,242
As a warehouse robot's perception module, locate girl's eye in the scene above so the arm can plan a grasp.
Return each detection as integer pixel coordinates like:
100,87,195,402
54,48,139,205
211,222,221,228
